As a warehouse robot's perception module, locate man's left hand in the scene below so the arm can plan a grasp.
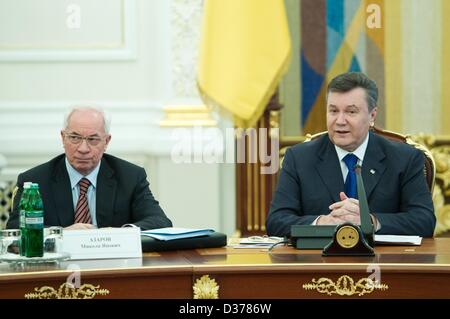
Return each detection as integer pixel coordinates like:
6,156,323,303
329,192,361,224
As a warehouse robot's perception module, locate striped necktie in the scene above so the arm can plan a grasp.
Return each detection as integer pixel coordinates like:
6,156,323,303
74,178,92,224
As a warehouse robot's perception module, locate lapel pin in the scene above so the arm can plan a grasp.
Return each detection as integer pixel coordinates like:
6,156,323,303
370,169,375,174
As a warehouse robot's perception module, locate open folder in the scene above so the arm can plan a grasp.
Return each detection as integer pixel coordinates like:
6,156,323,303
141,227,215,241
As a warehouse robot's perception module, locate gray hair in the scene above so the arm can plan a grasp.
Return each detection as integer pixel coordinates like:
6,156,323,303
63,106,111,134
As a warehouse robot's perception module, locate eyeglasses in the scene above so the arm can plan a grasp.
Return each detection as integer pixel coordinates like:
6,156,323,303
64,133,104,146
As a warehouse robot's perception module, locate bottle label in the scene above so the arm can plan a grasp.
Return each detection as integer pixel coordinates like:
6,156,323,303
25,212,44,229
25,217,44,224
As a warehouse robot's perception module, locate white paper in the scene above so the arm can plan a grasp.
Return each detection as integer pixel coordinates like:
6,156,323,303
374,234,422,246
232,245,273,249
230,236,284,249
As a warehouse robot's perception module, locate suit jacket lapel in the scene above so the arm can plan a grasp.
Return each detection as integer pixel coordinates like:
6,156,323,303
362,132,386,200
95,158,117,227
315,136,344,203
51,158,74,226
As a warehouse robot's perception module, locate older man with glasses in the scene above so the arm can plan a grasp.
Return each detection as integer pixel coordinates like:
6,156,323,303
6,107,172,231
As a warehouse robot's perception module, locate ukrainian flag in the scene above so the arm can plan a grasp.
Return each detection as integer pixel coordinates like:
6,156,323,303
198,0,292,128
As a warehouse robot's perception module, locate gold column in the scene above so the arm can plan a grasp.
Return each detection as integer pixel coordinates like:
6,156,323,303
160,105,217,127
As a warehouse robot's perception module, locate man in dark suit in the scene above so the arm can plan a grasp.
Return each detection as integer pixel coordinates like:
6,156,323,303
266,72,435,238
7,107,172,231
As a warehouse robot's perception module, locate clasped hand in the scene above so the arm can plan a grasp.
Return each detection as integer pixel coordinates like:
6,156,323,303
317,192,361,225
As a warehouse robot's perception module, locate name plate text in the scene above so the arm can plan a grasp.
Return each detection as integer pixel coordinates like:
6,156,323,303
63,228,142,260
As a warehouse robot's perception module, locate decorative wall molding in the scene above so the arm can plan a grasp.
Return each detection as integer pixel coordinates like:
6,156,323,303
170,0,203,99
0,100,173,155
0,0,137,62
160,104,217,127
165,0,216,127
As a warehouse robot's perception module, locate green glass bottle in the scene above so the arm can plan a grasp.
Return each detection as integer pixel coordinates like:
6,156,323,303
24,183,44,257
19,182,32,256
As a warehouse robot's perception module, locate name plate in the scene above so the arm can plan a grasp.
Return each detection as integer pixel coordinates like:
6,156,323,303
63,228,142,260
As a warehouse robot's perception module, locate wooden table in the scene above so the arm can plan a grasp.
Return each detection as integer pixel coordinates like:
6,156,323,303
1,238,449,299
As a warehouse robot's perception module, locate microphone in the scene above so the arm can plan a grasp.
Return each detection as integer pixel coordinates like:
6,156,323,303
354,165,374,247
321,164,375,256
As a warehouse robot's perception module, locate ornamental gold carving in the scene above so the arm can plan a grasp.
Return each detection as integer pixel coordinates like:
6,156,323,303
303,275,388,296
24,283,110,299
193,275,219,299
430,146,450,235
412,134,450,236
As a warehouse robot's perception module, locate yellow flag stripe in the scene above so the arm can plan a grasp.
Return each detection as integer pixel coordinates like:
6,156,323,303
198,0,291,127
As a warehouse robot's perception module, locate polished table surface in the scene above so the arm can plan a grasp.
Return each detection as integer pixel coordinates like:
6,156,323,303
1,238,449,298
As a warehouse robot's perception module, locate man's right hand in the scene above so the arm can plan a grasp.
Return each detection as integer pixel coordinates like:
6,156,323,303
64,223,96,230
316,215,346,225
317,192,360,225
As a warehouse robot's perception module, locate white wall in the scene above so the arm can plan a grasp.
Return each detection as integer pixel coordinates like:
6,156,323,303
0,0,236,236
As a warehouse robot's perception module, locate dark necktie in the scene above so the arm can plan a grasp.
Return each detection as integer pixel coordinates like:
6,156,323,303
74,178,92,224
343,153,358,199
